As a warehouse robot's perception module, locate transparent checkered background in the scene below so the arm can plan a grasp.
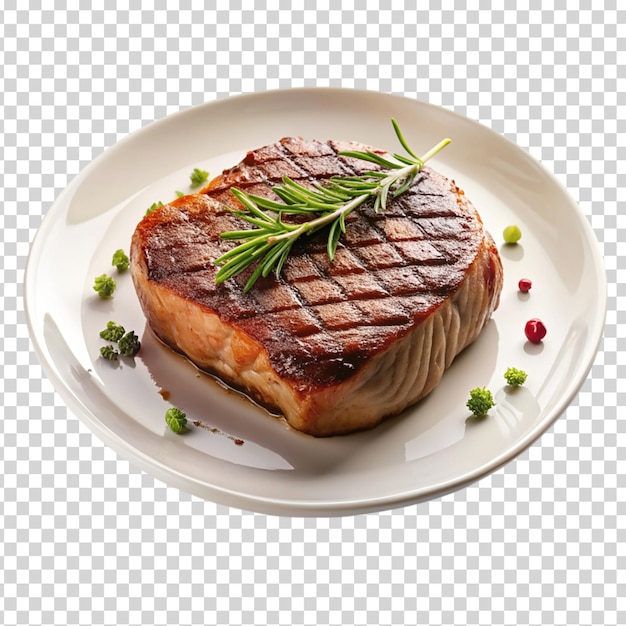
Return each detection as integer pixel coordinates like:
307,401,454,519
1,2,623,625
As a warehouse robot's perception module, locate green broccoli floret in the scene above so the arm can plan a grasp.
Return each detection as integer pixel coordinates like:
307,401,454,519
189,167,209,187
93,274,116,298
112,249,130,272
165,407,187,434
504,367,528,386
118,331,141,357
99,345,119,361
99,321,126,342
466,386,495,418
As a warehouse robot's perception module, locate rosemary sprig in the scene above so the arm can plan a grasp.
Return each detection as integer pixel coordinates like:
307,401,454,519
214,120,451,291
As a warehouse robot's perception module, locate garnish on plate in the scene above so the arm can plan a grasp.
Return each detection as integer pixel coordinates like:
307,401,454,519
466,386,496,418
98,321,141,361
504,367,528,386
112,249,130,272
214,119,451,291
190,167,209,187
118,330,141,357
503,224,522,244
525,318,546,344
99,321,126,342
93,273,116,299
146,201,164,216
99,345,119,361
165,407,188,434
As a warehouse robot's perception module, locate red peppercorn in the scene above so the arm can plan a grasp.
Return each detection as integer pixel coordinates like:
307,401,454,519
525,318,546,343
518,278,532,293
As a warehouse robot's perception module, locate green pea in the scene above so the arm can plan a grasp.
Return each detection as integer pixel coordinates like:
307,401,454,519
503,224,522,244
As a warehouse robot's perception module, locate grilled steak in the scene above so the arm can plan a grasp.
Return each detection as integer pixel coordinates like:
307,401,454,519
130,137,503,436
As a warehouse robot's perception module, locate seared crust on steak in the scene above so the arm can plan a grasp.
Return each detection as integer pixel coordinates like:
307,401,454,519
131,137,503,436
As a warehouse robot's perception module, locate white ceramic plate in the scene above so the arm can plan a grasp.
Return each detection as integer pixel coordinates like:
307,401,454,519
25,88,606,516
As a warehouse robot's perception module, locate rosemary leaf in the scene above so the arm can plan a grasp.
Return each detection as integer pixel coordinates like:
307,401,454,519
392,175,417,198
378,183,390,212
327,219,343,260
391,117,422,162
260,239,289,278
339,150,403,170
273,240,293,278
213,120,451,290
244,262,267,292
392,153,419,166
312,183,353,201
274,185,340,211
215,234,271,265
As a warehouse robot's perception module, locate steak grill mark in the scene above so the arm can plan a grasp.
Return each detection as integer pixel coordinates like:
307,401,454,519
142,137,483,385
